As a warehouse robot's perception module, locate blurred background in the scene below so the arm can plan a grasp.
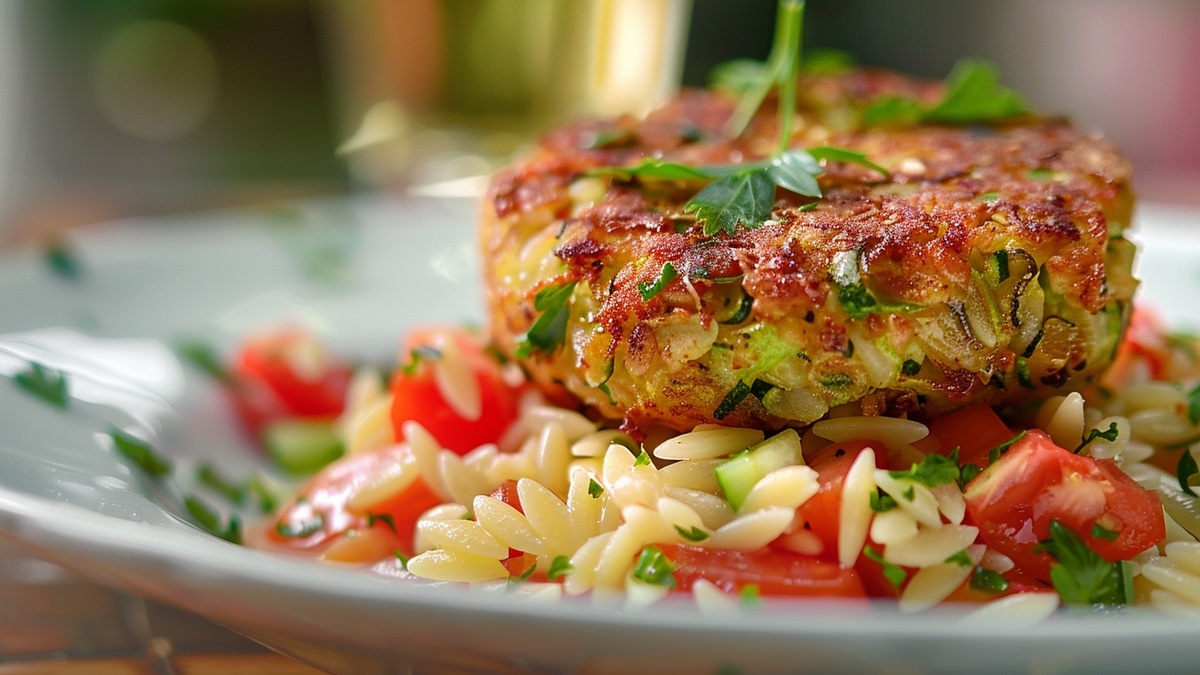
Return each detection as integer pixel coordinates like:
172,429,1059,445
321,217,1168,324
0,0,1196,249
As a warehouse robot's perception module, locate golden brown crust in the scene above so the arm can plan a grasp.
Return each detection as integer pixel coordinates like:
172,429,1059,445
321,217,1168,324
481,69,1136,435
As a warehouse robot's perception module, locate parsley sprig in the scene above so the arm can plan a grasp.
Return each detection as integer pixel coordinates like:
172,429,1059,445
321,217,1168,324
1036,519,1133,606
516,280,577,358
863,59,1029,126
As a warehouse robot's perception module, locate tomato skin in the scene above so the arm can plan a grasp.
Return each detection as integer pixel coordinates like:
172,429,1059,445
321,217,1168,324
798,440,887,560
389,328,523,455
229,329,353,440
267,444,442,557
963,429,1165,582
925,403,1014,468
659,544,867,598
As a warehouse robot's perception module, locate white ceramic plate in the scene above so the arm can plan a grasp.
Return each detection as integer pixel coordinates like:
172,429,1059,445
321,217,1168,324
1,197,1199,674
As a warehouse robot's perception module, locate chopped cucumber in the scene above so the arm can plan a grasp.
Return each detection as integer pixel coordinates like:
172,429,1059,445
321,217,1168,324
264,419,344,475
716,428,803,511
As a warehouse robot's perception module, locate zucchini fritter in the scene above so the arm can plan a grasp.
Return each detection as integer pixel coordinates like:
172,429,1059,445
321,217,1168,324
481,68,1136,435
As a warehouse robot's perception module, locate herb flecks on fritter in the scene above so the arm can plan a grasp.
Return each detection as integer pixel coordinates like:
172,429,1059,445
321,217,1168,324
480,67,1135,436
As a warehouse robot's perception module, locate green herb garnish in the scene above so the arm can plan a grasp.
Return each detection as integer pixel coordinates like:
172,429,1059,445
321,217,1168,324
109,427,172,477
12,362,69,409
547,555,574,580
945,550,973,567
1075,422,1119,454
367,512,397,534
634,450,652,467
675,525,710,543
516,280,578,357
184,494,242,544
1178,451,1199,498
248,474,279,514
1091,523,1120,542
174,340,231,383
196,463,246,505
275,514,325,539
401,345,442,375
863,58,1028,126
970,566,1009,594
889,452,960,488
631,545,677,587
1186,383,1200,425
588,478,605,498
45,240,82,280
869,489,898,513
638,262,678,301
863,546,907,589
1036,519,1132,606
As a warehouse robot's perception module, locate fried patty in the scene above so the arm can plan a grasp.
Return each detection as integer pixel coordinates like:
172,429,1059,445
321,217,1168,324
481,68,1136,436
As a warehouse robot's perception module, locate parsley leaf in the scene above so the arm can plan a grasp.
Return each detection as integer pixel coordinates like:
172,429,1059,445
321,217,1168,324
196,463,246,505
1075,422,1119,454
924,59,1029,123
806,146,891,179
110,427,172,477
1187,383,1200,425
889,452,960,488
674,525,710,542
367,512,397,534
634,450,652,467
184,494,242,544
547,555,574,580
275,514,325,538
945,550,973,567
1178,451,1199,498
12,361,69,409
174,340,231,383
1091,523,1120,542
516,281,578,357
45,239,82,280
1037,519,1131,606
869,489,898,513
638,262,679,301
685,169,775,237
587,478,604,498
864,58,1028,126
631,545,677,587
588,157,709,182
401,345,442,375
970,566,1009,594
764,149,822,197
863,546,907,589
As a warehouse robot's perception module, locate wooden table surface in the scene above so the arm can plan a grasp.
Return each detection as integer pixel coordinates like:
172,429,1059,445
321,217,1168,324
0,540,323,674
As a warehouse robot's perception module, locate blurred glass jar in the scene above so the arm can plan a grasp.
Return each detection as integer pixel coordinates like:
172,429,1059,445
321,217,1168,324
324,0,692,191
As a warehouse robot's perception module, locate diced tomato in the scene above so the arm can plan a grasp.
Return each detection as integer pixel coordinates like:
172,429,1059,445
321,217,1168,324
659,543,866,598
267,444,442,557
798,440,887,560
925,403,1014,468
389,328,524,455
490,479,524,514
228,328,353,440
1103,303,1168,388
962,429,1165,582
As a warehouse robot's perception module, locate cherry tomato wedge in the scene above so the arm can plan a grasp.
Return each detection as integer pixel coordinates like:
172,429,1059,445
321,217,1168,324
228,328,353,440
389,328,524,455
659,543,866,598
267,444,442,557
798,440,887,560
963,429,1165,582
925,403,1014,468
